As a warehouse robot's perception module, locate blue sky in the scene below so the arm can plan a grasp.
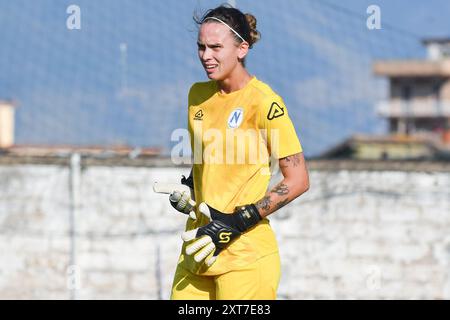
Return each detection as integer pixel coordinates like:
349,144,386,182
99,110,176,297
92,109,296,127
0,0,449,156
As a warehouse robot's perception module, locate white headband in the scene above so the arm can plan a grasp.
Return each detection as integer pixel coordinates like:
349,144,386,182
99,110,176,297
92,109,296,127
203,17,247,44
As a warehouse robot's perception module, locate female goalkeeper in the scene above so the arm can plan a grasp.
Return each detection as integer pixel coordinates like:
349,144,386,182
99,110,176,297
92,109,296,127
169,4,309,300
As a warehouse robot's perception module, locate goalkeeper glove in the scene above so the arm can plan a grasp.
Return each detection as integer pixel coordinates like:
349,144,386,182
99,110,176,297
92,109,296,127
153,175,197,220
169,175,196,220
181,202,262,266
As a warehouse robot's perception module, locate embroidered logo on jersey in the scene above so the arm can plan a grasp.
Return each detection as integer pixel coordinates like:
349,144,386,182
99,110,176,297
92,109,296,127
267,102,285,120
227,108,244,129
194,110,204,121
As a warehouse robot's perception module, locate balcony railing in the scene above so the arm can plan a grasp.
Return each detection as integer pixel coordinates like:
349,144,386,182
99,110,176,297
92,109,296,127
376,100,450,117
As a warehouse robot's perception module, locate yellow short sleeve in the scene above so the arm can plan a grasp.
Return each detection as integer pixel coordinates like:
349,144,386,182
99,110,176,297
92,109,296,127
259,95,302,159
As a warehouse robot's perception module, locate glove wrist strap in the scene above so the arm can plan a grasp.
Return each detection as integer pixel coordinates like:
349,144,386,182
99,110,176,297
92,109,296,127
181,175,194,189
208,204,262,233
234,204,262,232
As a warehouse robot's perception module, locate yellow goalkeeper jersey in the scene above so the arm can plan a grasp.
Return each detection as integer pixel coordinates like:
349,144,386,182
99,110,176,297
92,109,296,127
181,76,302,275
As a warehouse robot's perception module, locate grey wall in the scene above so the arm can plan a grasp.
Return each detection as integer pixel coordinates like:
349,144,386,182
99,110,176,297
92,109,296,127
0,162,449,299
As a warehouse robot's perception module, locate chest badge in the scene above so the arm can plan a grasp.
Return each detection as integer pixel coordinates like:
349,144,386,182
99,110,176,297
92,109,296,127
227,108,244,129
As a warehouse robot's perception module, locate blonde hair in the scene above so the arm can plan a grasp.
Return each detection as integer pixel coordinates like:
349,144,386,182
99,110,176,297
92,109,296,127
244,13,260,48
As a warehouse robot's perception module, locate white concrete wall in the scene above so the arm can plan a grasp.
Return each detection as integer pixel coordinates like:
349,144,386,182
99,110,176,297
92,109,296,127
0,164,449,299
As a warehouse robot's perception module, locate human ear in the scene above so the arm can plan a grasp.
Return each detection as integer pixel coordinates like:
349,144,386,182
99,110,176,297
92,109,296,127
237,42,249,60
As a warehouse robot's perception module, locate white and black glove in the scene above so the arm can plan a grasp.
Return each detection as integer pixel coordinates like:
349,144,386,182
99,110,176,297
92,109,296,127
182,202,262,266
153,175,197,220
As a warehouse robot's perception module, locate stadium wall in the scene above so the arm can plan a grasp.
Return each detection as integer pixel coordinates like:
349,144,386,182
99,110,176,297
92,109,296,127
0,159,449,299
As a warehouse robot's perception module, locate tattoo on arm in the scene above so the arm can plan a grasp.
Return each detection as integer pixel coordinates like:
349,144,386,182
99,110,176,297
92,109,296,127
280,154,301,168
255,196,272,212
256,181,293,215
275,198,289,210
271,183,289,195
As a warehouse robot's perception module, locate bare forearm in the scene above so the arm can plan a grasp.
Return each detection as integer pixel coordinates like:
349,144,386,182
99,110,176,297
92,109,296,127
255,180,304,218
254,153,309,218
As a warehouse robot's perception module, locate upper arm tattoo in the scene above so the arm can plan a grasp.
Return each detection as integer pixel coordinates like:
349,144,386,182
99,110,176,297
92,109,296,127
280,153,301,168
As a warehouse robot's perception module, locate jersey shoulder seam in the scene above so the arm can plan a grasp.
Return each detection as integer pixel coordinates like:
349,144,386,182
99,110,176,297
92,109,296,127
249,80,282,111
250,81,273,98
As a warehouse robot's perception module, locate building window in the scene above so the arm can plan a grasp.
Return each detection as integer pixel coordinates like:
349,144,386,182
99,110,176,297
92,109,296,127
433,82,441,100
402,85,411,101
441,44,450,58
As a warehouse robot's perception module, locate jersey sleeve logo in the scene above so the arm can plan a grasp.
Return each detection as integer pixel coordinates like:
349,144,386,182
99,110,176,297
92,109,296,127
194,110,204,121
267,102,285,120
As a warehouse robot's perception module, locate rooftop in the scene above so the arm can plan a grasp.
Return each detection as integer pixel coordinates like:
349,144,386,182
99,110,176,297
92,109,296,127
318,134,450,161
422,37,450,45
373,59,450,77
0,144,163,166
